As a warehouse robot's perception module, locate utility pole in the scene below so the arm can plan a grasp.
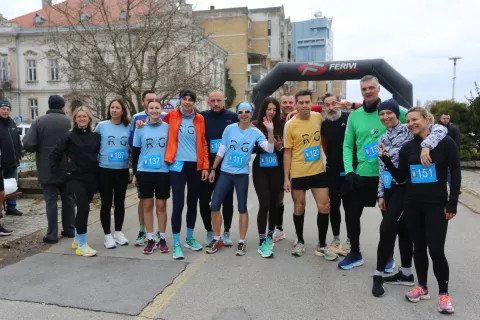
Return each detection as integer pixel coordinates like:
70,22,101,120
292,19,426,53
448,57,462,101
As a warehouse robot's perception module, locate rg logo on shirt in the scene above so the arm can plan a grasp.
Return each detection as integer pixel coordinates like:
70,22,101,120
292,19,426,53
301,131,321,145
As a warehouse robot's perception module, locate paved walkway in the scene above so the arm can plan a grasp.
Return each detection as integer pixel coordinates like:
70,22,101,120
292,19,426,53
458,170,480,214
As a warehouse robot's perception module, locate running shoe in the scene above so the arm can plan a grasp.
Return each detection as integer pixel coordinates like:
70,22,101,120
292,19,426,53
340,239,351,256
184,238,203,251
329,239,341,254
265,236,274,250
158,238,169,253
104,234,117,249
173,243,185,260
292,242,305,257
135,231,146,247
236,242,247,256
257,242,273,258
438,294,454,314
383,270,415,286
372,275,385,297
385,257,395,273
315,243,338,261
338,252,364,270
273,229,286,242
0,225,13,236
75,243,97,257
143,239,155,254
114,232,129,246
206,239,224,254
205,231,214,246
405,285,430,303
72,238,79,249
223,232,233,246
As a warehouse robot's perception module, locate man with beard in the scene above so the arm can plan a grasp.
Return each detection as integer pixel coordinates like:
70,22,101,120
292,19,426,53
320,93,352,258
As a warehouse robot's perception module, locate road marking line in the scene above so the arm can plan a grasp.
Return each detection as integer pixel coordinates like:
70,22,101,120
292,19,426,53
136,253,210,319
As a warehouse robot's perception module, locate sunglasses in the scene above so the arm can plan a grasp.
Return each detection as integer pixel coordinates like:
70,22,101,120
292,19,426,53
237,110,251,115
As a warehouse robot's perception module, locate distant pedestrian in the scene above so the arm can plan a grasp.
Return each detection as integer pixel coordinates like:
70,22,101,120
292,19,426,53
23,95,75,243
0,99,23,216
0,139,14,236
438,113,460,149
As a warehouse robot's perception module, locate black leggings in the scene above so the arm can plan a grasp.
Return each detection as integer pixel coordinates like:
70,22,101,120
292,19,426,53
376,185,413,272
171,162,201,234
404,201,450,294
98,168,129,234
252,165,284,237
66,176,97,235
327,171,345,237
199,168,234,232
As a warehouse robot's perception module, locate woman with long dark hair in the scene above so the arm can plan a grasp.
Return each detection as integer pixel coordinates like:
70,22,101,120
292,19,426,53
94,99,131,249
252,97,285,258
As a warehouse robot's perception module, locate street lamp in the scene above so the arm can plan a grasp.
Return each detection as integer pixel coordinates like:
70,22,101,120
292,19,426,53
448,57,462,101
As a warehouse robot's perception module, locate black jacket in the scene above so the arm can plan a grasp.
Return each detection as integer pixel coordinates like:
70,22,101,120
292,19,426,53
437,121,460,149
381,135,461,213
23,109,72,184
49,126,100,178
0,117,22,169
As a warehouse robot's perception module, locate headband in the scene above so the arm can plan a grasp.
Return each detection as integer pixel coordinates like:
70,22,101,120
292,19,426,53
237,102,253,113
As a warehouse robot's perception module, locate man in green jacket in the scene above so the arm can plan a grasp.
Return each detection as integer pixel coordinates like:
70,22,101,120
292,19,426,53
338,75,407,270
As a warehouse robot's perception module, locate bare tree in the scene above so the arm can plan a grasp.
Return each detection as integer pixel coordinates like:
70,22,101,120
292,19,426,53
42,0,222,117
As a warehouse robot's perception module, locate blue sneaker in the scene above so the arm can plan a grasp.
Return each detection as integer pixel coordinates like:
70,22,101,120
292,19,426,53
173,244,185,260
385,257,395,273
338,252,364,270
205,231,214,246
223,232,233,246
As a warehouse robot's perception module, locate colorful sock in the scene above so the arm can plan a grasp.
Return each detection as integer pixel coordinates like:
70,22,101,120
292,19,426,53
139,222,146,233
160,233,166,239
74,228,78,239
147,232,154,240
259,233,266,245
173,233,181,245
186,228,194,240
401,267,412,276
77,233,87,246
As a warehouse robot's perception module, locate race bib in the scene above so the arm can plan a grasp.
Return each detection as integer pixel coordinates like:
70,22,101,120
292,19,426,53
227,152,247,168
210,139,221,154
169,160,184,172
410,164,437,184
108,149,127,163
303,146,320,162
382,171,393,189
143,154,163,169
363,141,379,160
259,153,278,167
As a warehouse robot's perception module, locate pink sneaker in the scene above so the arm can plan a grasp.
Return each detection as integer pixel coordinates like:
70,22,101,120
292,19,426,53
158,238,169,253
273,229,285,243
438,294,454,314
406,285,431,302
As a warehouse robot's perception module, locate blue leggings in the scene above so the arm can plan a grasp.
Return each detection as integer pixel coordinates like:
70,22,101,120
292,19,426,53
170,162,201,234
211,172,249,213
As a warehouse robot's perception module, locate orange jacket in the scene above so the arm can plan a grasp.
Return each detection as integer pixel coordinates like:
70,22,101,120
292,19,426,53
163,109,209,171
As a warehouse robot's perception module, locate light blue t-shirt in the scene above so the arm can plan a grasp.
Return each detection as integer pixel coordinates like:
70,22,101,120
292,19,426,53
94,120,130,169
133,122,169,173
175,117,197,162
220,124,267,175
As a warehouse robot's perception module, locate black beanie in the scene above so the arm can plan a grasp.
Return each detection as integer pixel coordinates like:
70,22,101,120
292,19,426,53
0,99,11,110
378,99,400,119
48,95,65,110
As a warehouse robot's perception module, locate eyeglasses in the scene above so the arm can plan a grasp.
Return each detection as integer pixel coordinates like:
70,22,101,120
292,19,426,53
237,110,251,115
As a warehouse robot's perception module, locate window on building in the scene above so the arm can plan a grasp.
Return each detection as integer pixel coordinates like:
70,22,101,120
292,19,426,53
0,58,7,81
248,38,252,48
27,60,37,81
29,99,38,120
120,10,127,20
34,14,46,25
268,20,271,36
80,13,90,22
49,59,59,81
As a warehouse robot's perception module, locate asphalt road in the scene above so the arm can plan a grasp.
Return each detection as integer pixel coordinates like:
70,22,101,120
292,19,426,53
0,175,478,320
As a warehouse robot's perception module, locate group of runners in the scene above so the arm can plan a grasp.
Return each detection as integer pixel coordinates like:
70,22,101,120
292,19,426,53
8,74,459,315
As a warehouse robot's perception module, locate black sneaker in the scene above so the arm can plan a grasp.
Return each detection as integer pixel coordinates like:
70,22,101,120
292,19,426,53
61,231,75,238
0,225,13,236
235,242,247,256
43,236,59,244
6,208,23,216
383,270,415,286
372,275,385,297
143,239,156,254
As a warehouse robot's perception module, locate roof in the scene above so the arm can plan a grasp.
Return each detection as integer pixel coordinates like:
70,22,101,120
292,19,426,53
248,6,283,14
9,0,154,29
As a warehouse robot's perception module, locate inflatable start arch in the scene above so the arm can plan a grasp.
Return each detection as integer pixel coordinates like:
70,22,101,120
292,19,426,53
252,59,413,116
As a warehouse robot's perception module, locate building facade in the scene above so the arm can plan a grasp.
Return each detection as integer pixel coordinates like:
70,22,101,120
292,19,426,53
194,5,292,108
291,15,346,103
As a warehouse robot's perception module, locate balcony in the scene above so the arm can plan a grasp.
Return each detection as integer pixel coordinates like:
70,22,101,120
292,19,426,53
247,64,268,91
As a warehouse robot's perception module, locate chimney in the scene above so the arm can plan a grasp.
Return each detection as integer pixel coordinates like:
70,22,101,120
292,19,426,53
210,6,215,10
42,0,52,9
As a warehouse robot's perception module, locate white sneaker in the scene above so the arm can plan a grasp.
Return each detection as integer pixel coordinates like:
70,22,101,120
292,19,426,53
114,231,129,246
104,234,117,249
273,229,286,243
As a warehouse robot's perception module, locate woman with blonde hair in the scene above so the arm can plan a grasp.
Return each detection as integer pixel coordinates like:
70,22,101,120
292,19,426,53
50,106,101,257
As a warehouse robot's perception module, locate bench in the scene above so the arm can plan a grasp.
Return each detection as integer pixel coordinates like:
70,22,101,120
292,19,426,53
2,192,23,213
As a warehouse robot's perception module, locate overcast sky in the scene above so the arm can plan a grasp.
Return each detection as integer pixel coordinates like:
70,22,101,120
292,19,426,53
2,0,479,105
